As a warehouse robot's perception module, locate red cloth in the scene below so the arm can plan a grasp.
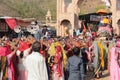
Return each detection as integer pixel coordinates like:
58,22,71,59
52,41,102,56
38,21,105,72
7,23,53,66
0,45,12,56
5,18,17,30
19,41,29,52
54,46,62,77
55,46,62,53
116,40,120,48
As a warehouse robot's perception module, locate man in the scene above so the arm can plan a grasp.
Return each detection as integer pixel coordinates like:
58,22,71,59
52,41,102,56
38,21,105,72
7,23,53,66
66,47,84,80
25,41,48,80
42,25,48,37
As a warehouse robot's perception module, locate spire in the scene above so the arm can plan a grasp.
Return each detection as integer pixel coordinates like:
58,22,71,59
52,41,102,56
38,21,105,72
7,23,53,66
46,9,52,24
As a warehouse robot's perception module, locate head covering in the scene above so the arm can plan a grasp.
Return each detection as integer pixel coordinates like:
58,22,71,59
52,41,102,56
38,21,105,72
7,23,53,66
19,41,29,51
55,46,62,53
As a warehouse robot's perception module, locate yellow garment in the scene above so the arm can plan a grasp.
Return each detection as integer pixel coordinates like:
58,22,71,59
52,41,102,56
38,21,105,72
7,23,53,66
48,42,56,56
48,42,67,68
98,41,105,69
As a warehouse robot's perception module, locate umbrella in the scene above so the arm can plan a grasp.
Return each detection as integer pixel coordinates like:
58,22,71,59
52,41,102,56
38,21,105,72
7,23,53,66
97,9,108,14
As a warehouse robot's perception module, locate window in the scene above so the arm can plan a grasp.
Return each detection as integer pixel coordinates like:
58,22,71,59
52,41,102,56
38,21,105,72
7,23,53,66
0,20,8,32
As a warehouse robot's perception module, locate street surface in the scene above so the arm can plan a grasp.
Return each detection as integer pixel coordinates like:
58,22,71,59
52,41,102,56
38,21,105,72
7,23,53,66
85,70,109,80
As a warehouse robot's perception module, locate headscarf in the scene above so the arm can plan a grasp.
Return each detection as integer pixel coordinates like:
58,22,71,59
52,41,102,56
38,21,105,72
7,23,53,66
55,46,62,53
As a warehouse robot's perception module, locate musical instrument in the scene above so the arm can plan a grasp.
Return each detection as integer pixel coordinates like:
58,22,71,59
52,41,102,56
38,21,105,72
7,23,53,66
26,24,39,34
14,25,22,33
14,20,40,35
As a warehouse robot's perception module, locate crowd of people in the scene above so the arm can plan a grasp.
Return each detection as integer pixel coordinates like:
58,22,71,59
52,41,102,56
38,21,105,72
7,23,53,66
0,20,120,80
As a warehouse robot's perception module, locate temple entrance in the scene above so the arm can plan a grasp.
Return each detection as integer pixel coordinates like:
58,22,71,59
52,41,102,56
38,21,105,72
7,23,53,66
56,0,82,36
60,19,72,37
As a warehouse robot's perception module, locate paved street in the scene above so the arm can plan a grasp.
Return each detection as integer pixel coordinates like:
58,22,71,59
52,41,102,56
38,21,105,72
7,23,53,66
85,70,109,80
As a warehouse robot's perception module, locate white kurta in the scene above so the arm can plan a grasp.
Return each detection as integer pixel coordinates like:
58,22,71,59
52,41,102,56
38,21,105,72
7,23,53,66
25,52,48,80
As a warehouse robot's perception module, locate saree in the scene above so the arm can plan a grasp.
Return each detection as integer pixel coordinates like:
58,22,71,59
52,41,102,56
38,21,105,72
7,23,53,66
52,46,64,80
97,41,105,69
110,47,120,80
92,41,100,74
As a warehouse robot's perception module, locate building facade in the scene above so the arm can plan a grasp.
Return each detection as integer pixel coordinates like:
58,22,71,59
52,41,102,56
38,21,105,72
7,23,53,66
56,0,83,37
110,0,120,35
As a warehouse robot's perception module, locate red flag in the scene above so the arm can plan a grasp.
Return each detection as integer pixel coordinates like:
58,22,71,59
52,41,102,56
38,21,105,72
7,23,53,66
5,18,17,30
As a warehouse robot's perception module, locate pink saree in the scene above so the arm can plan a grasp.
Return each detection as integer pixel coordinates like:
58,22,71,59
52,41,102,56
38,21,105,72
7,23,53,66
110,47,120,80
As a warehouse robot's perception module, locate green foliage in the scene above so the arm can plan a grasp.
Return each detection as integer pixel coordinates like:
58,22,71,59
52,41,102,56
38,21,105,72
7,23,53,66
79,0,106,15
1,0,105,21
95,5,106,12
0,0,56,20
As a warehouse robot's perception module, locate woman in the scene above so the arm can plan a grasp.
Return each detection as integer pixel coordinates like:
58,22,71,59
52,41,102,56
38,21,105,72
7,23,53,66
7,46,17,80
66,47,84,80
16,41,31,80
0,39,18,80
52,46,64,80
110,39,120,80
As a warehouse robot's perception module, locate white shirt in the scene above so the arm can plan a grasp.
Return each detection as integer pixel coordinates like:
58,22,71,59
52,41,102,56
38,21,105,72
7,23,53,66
25,52,48,80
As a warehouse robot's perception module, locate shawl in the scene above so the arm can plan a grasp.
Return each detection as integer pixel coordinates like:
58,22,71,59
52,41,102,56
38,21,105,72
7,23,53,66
54,46,62,76
98,41,105,69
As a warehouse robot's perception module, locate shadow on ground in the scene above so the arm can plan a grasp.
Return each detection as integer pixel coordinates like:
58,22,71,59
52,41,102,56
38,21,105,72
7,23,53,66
85,70,110,80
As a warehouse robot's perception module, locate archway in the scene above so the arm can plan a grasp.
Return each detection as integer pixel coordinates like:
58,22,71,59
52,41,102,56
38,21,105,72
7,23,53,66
60,19,72,36
117,19,120,35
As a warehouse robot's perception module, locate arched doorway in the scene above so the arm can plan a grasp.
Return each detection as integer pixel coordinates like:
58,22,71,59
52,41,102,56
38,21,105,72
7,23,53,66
60,19,72,36
117,19,120,35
